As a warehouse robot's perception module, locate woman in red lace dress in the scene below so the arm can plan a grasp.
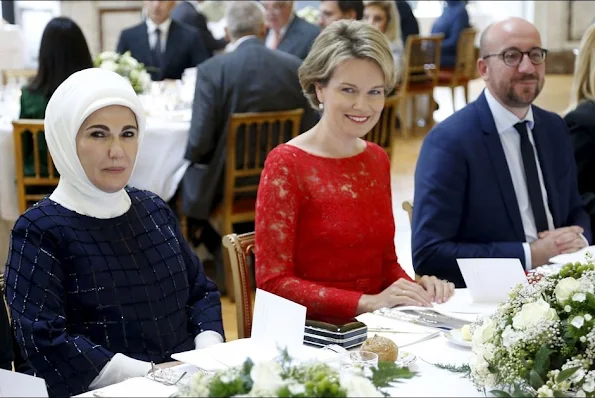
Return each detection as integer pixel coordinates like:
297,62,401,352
255,20,455,321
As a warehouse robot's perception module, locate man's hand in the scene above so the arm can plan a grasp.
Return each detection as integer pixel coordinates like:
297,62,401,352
538,226,586,254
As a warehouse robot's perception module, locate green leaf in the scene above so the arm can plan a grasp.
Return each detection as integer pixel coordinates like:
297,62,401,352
553,391,567,398
371,362,416,388
529,369,545,389
533,344,552,378
556,366,581,383
490,390,512,397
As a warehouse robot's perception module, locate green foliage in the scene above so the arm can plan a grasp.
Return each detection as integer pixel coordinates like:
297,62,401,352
532,344,552,380
371,361,416,388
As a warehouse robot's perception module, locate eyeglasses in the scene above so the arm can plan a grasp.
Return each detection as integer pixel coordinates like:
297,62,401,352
482,48,548,67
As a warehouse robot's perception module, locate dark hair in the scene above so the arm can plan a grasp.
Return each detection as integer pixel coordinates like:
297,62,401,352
337,1,365,20
28,17,93,99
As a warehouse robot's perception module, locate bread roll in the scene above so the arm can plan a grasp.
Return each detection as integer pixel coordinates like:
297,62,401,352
361,334,399,362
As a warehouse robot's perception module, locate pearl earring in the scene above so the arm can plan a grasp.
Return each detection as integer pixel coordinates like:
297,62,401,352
319,103,324,110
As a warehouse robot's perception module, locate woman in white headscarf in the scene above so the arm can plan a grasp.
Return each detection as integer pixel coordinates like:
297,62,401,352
4,68,224,397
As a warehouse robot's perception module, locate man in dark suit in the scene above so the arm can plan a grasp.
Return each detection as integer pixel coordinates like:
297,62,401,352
395,1,419,46
116,0,209,81
412,17,591,287
171,0,228,56
262,1,320,59
181,0,317,289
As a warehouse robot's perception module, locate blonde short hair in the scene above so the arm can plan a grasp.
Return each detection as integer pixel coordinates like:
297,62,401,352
567,24,595,113
298,20,396,110
363,0,401,45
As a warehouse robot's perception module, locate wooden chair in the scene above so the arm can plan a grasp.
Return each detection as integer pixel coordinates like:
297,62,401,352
402,200,413,225
1,69,36,86
364,94,399,157
396,34,444,138
436,28,477,111
222,232,255,339
13,120,59,213
219,108,304,301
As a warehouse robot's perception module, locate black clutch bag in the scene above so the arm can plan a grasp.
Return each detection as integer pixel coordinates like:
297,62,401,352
303,317,368,349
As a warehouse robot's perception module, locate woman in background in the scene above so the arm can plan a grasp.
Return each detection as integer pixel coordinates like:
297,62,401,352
254,20,454,322
564,24,595,229
363,1,403,79
20,16,93,176
430,0,469,68
5,68,223,396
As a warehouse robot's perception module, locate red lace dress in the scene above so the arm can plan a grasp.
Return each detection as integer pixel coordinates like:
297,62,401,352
255,142,412,320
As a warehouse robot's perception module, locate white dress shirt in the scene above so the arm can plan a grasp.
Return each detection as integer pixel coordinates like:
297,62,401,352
484,88,555,270
146,18,172,53
265,13,294,49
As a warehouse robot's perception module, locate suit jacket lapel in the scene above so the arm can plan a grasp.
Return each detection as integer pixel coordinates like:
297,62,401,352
161,22,180,79
137,24,152,66
277,15,298,50
477,92,526,241
531,109,559,226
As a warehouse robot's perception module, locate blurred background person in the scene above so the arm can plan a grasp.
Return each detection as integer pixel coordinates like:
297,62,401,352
20,16,93,178
318,0,364,30
116,0,209,81
565,24,595,229
263,0,320,59
395,0,419,47
430,0,470,68
363,1,403,78
171,0,229,56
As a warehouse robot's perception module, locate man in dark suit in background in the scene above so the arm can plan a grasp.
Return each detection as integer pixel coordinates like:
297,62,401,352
412,17,591,287
262,0,320,59
395,0,419,46
181,0,317,291
171,0,228,56
116,0,209,81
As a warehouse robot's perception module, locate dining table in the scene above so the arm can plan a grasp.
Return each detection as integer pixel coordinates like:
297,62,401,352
78,291,488,398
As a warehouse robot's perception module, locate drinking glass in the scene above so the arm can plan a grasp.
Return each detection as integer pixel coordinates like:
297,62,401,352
340,351,378,377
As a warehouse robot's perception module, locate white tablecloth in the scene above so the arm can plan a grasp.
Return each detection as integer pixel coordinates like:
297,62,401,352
0,109,190,222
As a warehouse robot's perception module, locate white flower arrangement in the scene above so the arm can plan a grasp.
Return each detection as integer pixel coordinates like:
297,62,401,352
93,51,151,94
180,348,415,397
296,6,320,26
469,258,595,397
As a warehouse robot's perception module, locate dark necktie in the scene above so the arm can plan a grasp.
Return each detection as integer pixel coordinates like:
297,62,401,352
151,28,163,70
514,121,549,233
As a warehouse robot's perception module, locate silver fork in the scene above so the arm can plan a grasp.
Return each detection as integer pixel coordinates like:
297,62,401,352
398,331,442,348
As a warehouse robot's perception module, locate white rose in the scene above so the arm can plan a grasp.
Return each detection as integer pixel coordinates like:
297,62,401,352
472,319,496,346
583,376,595,392
249,361,284,394
555,277,581,303
573,292,587,302
100,60,118,72
571,315,585,329
339,373,383,397
512,299,558,330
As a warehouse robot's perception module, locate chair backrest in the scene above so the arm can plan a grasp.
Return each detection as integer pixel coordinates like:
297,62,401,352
222,232,255,339
1,69,36,86
402,200,413,225
12,120,59,213
364,95,399,157
400,34,444,92
453,28,478,80
222,109,304,231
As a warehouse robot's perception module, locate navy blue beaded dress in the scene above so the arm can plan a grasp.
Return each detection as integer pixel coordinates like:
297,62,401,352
4,188,224,396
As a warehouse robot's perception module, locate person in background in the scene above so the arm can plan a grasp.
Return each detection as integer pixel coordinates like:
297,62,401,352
116,0,209,81
318,0,364,30
363,1,403,78
262,0,320,60
5,68,224,396
171,0,228,56
181,1,317,292
430,0,470,68
19,16,93,177
394,0,419,47
412,18,590,287
564,24,595,229
255,20,454,322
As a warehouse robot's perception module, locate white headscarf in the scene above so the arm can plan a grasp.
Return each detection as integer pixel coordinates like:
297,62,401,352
45,68,146,219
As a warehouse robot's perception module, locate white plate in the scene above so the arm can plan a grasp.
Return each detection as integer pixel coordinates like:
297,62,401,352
396,351,417,367
444,329,472,348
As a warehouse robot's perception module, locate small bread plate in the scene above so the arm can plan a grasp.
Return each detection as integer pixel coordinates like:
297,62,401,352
396,351,417,367
444,329,472,348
